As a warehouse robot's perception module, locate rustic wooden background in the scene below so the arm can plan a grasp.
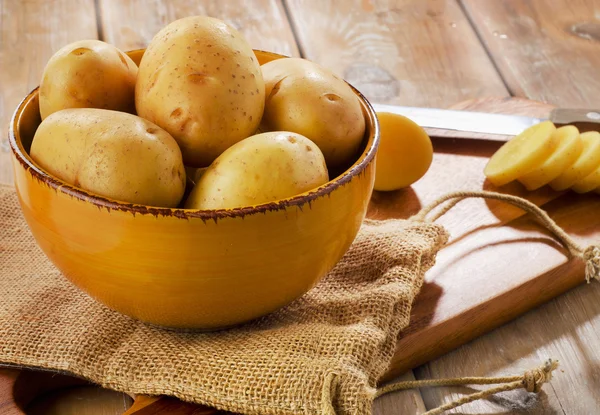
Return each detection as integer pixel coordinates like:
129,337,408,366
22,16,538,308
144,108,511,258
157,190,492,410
2,0,600,413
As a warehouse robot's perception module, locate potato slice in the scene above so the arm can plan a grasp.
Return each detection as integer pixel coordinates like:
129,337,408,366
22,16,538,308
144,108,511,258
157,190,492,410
572,166,600,193
518,126,582,190
550,131,600,191
484,121,557,186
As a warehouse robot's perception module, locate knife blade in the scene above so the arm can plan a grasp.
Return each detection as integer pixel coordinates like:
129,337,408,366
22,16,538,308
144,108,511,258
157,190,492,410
372,103,600,137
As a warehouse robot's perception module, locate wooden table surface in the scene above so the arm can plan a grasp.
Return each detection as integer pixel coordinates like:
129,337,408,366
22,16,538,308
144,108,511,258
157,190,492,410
1,1,600,414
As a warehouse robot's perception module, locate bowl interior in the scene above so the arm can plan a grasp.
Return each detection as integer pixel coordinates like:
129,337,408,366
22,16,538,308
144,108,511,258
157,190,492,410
10,49,379,219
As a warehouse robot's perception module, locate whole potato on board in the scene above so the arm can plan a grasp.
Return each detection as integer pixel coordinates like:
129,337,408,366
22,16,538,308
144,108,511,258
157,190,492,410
39,40,137,120
136,16,265,167
260,58,365,170
184,131,329,210
30,109,186,208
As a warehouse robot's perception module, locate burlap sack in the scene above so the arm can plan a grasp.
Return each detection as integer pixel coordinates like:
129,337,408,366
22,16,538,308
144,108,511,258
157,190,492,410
0,183,448,414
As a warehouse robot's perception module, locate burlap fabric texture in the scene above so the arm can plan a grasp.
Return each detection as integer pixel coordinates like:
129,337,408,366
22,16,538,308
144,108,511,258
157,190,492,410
0,184,448,414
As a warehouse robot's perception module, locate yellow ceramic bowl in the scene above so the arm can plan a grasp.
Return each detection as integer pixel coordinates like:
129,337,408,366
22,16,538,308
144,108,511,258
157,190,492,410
9,50,379,330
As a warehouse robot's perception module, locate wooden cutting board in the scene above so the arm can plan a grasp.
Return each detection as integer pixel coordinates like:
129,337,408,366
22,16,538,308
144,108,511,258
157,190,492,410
2,97,600,414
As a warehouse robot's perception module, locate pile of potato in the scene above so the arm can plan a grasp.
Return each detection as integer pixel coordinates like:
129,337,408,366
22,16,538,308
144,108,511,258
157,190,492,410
484,121,600,194
31,16,366,209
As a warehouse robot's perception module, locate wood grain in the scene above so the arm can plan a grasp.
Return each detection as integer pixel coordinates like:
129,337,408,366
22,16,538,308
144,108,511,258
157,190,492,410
0,368,132,414
462,0,600,108
28,386,133,415
418,197,600,413
374,372,427,415
384,99,600,414
284,0,509,108
98,0,299,57
378,97,567,381
0,369,21,415
0,0,99,185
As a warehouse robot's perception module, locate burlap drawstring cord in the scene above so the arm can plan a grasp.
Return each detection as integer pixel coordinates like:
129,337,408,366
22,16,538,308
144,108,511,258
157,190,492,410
321,190,593,413
412,190,600,283
322,359,558,414
372,359,559,415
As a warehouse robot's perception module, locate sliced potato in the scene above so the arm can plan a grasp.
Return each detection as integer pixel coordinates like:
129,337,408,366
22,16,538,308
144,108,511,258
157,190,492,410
374,112,433,191
572,165,600,193
484,121,557,186
518,126,582,190
550,131,600,191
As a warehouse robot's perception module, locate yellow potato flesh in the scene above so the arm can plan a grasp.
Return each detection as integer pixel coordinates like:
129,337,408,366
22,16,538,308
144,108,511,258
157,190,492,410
550,131,600,191
374,112,433,191
518,125,582,190
572,165,600,194
484,121,557,187
185,132,329,210
30,109,186,207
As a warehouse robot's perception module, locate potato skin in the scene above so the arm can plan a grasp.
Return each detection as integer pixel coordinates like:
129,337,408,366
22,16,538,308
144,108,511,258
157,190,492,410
39,40,138,120
30,109,186,208
136,16,265,167
184,132,329,210
260,58,365,169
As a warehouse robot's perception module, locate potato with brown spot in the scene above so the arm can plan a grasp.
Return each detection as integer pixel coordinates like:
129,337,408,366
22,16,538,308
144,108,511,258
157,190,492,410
136,16,265,167
185,132,329,210
39,40,138,119
30,109,186,207
260,58,365,169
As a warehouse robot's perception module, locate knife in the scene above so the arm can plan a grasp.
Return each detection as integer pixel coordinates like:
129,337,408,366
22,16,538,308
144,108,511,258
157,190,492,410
372,103,600,139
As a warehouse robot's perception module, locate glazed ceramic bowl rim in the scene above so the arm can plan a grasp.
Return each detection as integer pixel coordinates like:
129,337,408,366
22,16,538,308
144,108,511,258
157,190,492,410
9,49,380,221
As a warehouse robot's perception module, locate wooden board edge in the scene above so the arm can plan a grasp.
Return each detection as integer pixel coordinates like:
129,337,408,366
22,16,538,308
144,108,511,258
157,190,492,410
382,258,584,382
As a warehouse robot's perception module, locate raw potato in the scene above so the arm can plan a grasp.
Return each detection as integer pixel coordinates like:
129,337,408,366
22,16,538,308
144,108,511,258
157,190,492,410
260,58,365,169
550,131,600,191
484,121,557,186
185,132,329,210
136,16,265,167
39,40,137,120
374,112,433,191
572,164,600,193
518,126,582,190
30,109,186,207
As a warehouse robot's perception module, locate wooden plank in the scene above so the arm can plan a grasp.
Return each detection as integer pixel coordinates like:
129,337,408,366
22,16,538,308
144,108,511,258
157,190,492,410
284,0,509,108
462,0,600,107
417,202,600,413
375,98,599,413
28,386,133,415
412,199,600,415
370,98,563,413
374,372,427,415
379,97,562,380
414,3,600,412
0,0,98,185
394,99,600,413
98,0,300,57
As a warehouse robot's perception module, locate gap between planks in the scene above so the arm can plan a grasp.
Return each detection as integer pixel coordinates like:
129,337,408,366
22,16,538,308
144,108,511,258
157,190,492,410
457,0,513,96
